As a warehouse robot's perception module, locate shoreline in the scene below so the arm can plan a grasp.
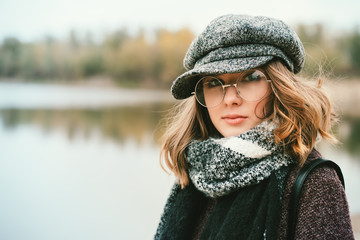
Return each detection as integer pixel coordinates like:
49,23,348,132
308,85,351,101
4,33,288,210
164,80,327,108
0,79,359,114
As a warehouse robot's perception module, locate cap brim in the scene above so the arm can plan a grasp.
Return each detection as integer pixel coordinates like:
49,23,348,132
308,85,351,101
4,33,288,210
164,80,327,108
171,56,274,99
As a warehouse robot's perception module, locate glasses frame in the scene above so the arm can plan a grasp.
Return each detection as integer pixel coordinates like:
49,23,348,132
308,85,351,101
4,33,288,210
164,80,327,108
192,75,272,108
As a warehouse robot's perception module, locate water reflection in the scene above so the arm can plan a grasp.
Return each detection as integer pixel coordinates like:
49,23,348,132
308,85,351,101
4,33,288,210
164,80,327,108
0,103,174,146
0,102,359,239
0,103,178,240
1,106,359,158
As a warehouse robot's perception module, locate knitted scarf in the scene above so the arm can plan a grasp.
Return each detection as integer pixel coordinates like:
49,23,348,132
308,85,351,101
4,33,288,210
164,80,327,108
155,121,295,239
186,121,294,198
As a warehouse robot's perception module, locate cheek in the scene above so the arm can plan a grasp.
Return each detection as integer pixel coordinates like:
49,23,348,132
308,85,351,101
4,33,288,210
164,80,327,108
254,94,272,118
207,107,219,126
254,101,266,118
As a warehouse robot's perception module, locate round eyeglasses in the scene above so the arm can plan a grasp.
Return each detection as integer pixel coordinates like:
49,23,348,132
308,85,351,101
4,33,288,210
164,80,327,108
193,70,271,108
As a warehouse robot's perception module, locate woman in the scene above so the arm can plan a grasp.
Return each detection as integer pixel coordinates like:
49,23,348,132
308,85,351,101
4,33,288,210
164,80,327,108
155,14,354,239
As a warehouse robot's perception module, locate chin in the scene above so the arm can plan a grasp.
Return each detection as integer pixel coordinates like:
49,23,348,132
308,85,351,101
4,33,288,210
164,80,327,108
220,127,249,138
219,121,263,137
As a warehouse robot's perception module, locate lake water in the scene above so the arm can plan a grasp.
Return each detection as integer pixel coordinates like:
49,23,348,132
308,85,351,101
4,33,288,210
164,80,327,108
0,82,359,240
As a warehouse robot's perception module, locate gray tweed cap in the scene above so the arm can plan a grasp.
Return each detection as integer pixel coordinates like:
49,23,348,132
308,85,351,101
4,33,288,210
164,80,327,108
171,14,305,99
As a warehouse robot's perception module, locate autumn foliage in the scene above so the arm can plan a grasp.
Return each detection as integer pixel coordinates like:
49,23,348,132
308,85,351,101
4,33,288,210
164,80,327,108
0,24,359,87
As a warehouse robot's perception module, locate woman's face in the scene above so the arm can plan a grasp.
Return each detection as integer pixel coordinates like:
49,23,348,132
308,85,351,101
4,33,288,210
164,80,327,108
206,70,271,137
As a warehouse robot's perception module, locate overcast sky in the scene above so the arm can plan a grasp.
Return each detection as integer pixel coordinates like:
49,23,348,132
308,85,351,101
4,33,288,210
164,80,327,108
1,0,360,42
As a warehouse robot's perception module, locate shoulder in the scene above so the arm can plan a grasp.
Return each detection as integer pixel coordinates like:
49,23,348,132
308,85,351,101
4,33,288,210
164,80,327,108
296,159,346,217
289,150,345,206
300,158,344,199
155,182,209,239
285,149,343,193
279,149,354,239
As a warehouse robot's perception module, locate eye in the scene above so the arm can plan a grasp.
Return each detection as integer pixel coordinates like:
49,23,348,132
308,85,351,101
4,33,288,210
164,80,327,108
203,77,223,88
243,70,267,82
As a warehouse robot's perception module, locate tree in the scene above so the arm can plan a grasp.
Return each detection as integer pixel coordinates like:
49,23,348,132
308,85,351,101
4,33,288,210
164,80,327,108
347,29,360,73
0,37,22,77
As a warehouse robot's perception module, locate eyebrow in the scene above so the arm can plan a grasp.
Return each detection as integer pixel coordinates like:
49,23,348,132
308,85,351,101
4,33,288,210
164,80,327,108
213,69,259,81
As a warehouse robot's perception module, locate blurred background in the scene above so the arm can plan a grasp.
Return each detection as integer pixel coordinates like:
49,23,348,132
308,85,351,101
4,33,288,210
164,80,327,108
0,0,359,239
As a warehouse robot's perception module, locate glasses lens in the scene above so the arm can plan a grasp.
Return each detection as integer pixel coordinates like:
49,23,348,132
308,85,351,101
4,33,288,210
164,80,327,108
236,70,269,101
195,77,224,108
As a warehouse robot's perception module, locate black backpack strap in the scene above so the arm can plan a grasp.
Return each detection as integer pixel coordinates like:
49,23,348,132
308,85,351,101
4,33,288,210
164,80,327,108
287,158,345,240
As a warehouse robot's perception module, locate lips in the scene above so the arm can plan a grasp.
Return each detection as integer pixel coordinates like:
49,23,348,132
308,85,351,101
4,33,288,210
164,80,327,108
222,114,248,125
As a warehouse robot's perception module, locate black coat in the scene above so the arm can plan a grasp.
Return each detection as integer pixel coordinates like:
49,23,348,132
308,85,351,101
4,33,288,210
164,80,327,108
155,172,283,240
155,150,355,240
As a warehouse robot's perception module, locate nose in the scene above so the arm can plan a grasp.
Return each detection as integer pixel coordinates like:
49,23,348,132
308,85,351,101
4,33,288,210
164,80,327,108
223,84,243,106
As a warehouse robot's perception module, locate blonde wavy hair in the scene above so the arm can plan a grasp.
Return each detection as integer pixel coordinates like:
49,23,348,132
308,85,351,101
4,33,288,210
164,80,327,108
160,60,337,188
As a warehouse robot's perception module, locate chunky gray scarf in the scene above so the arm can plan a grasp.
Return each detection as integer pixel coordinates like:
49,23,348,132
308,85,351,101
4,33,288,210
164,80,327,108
186,121,294,198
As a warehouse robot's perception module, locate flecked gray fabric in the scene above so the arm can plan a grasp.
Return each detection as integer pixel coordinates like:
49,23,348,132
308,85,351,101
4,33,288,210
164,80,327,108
186,121,294,198
171,14,305,99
